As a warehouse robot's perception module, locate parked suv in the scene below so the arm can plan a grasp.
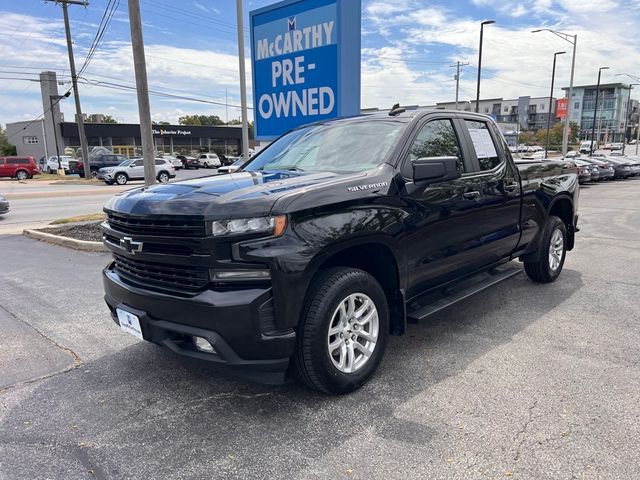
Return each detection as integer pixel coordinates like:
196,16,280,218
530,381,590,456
197,153,221,168
98,158,175,185
46,155,74,173
0,156,40,180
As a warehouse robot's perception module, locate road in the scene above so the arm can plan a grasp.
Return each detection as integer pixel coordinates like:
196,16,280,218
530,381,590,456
0,179,639,479
0,168,218,234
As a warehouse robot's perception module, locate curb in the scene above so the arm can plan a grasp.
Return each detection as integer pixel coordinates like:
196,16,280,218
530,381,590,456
23,229,108,253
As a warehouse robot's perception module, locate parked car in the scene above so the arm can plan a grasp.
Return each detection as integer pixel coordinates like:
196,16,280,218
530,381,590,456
0,156,40,180
176,155,199,169
46,155,74,173
580,158,615,180
217,158,245,174
161,155,183,170
0,193,9,214
101,109,579,393
602,143,612,150
197,153,221,168
611,142,623,151
572,160,592,183
608,158,636,179
98,158,176,185
522,151,546,160
564,151,579,158
71,154,130,177
218,153,235,166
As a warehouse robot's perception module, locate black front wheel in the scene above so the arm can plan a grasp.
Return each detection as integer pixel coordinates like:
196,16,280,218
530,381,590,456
524,215,567,283
294,267,389,394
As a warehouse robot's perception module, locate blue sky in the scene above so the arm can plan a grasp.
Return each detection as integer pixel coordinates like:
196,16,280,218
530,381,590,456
1,0,639,125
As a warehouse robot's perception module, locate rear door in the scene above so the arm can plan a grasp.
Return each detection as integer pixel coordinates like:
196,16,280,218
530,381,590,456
457,116,522,262
399,115,496,297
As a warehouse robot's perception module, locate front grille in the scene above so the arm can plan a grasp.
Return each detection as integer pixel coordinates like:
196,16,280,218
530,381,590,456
103,233,193,256
106,212,205,237
113,253,208,292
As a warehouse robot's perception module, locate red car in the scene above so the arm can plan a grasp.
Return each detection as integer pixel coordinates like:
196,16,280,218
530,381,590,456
0,156,41,180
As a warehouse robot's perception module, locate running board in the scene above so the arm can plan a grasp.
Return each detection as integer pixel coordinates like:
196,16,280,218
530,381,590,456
406,264,523,323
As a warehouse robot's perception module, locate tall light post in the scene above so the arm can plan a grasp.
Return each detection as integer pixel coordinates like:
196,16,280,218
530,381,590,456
532,29,577,156
545,51,566,158
589,66,609,156
475,20,495,113
615,74,639,154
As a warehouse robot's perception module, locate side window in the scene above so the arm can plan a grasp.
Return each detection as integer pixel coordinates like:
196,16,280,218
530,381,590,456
154,159,165,166
408,119,464,173
117,156,128,162
464,120,501,171
132,160,144,167
19,159,29,164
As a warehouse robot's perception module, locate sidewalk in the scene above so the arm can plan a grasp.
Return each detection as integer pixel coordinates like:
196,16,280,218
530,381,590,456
1,179,131,200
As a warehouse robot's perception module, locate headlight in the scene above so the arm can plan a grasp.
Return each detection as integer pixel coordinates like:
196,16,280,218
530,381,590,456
0,194,6,201
211,215,287,237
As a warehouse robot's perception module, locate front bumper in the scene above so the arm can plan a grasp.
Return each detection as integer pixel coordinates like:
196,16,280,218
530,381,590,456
0,201,9,214
103,264,296,384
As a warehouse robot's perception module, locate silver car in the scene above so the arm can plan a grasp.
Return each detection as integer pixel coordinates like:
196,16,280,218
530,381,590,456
98,158,176,185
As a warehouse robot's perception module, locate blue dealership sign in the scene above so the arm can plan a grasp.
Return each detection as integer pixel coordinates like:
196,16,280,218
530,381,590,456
250,0,361,139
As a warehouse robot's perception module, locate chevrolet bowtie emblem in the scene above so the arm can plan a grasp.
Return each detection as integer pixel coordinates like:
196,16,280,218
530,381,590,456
120,236,143,254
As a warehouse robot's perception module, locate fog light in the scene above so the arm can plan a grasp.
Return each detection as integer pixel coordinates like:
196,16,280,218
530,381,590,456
210,269,271,281
193,336,216,354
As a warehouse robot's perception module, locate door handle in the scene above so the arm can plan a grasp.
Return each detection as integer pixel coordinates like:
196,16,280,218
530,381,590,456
504,182,518,192
463,191,480,200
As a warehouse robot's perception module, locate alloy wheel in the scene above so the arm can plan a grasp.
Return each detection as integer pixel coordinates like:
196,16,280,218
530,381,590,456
548,227,564,271
327,293,379,374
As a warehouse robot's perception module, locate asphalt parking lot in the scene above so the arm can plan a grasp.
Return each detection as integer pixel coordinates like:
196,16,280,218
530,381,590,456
0,178,639,479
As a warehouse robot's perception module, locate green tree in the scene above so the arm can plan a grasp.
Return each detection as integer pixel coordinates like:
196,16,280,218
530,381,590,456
178,115,224,126
0,125,17,155
103,115,118,124
227,118,254,138
519,130,537,145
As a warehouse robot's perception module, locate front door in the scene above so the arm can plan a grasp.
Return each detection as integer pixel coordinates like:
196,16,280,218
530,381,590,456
128,159,145,179
399,116,495,299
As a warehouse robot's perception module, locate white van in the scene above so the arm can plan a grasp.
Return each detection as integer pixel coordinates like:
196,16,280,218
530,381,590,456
579,140,596,154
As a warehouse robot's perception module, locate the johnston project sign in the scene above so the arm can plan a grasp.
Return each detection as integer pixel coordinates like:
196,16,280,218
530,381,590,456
250,0,361,139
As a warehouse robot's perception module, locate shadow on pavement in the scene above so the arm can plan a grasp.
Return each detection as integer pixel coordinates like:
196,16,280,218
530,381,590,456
0,270,583,479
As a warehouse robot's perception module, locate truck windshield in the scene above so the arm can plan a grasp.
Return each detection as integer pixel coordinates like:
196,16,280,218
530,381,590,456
245,120,406,173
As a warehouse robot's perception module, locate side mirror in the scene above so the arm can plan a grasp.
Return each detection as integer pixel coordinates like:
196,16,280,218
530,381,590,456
413,156,462,183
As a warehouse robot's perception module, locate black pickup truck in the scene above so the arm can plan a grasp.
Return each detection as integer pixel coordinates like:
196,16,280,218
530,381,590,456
101,110,579,394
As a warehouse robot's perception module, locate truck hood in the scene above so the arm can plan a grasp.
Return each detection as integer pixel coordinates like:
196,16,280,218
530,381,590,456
103,170,343,218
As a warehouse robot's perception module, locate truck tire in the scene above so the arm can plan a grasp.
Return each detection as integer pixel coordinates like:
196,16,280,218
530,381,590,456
15,170,28,181
524,215,567,283
294,267,389,394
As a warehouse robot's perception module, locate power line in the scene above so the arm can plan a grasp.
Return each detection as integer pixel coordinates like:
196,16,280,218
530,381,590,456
5,88,73,143
78,0,120,76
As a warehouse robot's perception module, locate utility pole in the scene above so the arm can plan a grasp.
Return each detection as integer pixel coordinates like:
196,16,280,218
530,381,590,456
128,0,156,187
545,51,565,158
46,0,92,179
475,20,495,113
236,0,250,160
450,61,469,110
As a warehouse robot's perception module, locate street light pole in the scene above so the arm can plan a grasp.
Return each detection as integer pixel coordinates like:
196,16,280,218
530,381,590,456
545,51,566,158
236,0,250,160
532,29,577,156
475,20,495,113
590,66,609,156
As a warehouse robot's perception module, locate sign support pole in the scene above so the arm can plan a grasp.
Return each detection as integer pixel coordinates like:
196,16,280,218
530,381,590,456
236,0,250,158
